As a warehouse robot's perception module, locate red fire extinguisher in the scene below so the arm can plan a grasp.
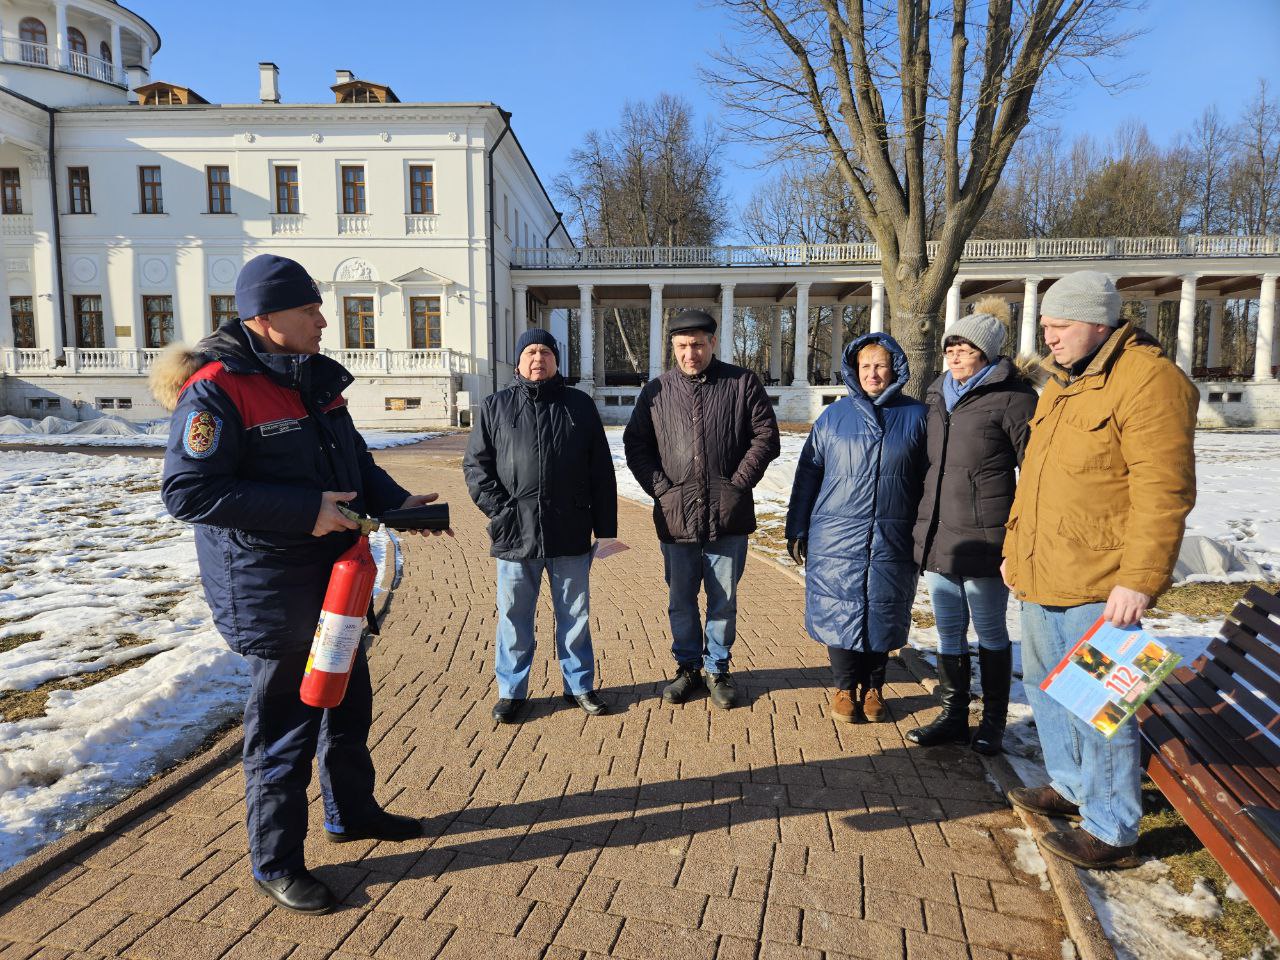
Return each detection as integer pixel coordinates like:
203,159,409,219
300,532,378,709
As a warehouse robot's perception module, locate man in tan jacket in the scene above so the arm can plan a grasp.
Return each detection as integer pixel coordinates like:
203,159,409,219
1001,270,1198,869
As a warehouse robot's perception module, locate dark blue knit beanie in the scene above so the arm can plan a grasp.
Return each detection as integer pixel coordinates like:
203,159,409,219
516,328,560,364
235,254,322,320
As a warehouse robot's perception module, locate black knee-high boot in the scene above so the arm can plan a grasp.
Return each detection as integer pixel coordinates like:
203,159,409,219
971,646,1011,755
906,653,970,746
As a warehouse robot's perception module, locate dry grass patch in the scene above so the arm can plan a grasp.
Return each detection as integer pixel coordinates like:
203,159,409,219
1138,782,1278,959
911,607,936,629
0,652,158,722
0,632,42,654
1150,581,1275,620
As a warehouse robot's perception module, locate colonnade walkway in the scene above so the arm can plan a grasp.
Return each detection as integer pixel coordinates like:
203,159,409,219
0,439,1068,960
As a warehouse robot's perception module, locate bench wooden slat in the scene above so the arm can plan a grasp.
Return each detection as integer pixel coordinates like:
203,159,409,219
1218,617,1280,665
1243,585,1280,620
1146,679,1280,800
1195,654,1280,739
1230,601,1280,648
1145,751,1280,934
1162,670,1280,772
1140,710,1280,892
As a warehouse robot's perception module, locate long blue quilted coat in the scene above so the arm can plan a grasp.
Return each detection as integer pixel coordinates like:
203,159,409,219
784,333,928,653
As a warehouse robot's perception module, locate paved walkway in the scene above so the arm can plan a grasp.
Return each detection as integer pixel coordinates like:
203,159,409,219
0,438,1067,960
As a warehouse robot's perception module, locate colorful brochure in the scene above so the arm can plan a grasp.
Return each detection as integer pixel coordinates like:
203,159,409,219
1040,617,1182,738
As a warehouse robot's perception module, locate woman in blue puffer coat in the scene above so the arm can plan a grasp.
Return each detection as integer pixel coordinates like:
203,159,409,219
785,333,928,723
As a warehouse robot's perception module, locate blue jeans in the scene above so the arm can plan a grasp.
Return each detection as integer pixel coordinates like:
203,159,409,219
924,572,1011,655
660,535,748,675
495,551,595,699
1020,601,1142,847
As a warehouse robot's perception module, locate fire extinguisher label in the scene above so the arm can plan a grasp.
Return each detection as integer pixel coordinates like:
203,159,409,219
309,612,364,673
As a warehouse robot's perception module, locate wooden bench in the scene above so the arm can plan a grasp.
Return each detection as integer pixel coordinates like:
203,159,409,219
1138,584,1280,935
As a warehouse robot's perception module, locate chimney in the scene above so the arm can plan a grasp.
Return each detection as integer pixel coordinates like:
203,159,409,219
125,64,148,102
258,62,280,103
335,69,354,85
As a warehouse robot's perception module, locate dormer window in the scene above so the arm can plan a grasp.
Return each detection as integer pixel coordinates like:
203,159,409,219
134,82,210,106
332,80,400,104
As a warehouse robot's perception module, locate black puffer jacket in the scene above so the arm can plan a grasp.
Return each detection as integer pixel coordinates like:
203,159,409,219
623,358,780,544
464,374,617,560
912,357,1038,578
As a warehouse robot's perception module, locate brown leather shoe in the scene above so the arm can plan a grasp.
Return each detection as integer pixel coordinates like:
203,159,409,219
1008,785,1082,820
1040,828,1139,869
861,687,887,722
831,689,857,724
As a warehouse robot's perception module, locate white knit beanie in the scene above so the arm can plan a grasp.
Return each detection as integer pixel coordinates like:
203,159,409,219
946,312,1006,362
1041,270,1122,327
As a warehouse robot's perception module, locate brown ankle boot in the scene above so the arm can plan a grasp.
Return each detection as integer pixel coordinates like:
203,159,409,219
862,687,887,722
831,689,857,724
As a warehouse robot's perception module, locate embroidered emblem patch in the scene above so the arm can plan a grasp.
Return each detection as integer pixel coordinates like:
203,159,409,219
183,410,222,458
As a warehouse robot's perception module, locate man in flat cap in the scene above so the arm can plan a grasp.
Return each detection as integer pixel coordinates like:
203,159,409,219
624,310,780,709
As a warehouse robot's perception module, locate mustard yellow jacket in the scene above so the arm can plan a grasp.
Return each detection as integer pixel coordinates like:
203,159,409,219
1003,324,1199,606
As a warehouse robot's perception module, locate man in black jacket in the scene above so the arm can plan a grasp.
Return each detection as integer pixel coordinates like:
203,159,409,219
623,310,780,709
464,329,618,724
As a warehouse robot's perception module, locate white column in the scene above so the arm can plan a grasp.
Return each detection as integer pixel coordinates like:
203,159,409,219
1206,298,1223,368
0,254,12,353
719,283,735,363
53,1,68,70
140,36,150,73
110,22,122,83
945,281,962,331
1175,273,1198,373
793,283,811,385
869,280,885,334
593,310,605,384
577,284,593,389
769,306,782,383
1255,274,1277,382
648,283,663,379
829,306,843,384
512,283,527,332
1020,277,1040,356
27,155,62,358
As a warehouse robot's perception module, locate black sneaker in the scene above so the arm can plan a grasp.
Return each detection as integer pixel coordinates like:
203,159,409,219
662,666,706,704
492,697,525,724
707,672,739,710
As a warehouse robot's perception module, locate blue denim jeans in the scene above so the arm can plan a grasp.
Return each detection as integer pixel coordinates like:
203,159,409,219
1020,600,1142,847
495,551,595,699
661,535,748,675
924,572,1011,655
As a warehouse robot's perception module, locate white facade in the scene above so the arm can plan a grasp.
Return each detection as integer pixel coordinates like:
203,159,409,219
0,0,569,427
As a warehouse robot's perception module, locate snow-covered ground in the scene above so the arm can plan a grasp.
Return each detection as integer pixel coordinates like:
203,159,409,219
0,414,436,450
0,450,394,872
608,425,1280,960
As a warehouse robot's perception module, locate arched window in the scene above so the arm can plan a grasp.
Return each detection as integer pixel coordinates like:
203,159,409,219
100,41,112,63
67,27,89,75
19,18,48,65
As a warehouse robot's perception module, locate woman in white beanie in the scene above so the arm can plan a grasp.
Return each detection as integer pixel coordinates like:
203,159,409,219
907,297,1038,754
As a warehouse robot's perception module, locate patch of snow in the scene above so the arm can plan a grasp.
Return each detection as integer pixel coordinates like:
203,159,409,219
1080,860,1224,960
1005,826,1051,890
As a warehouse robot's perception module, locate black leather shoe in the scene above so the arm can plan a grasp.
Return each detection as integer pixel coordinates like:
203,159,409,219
326,811,423,843
1008,785,1082,820
1040,828,1140,869
564,691,609,716
662,666,706,704
707,672,739,710
254,871,336,914
492,697,524,724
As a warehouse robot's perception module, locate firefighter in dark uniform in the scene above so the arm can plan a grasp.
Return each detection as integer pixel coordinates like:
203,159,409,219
156,254,440,914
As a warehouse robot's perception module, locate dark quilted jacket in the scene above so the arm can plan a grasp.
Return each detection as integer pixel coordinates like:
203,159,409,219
623,358,780,544
912,358,1038,578
784,334,927,653
463,374,617,560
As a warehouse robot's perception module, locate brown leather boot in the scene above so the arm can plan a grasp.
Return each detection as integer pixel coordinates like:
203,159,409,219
831,689,857,724
1040,829,1139,869
861,687,887,722
1008,785,1082,820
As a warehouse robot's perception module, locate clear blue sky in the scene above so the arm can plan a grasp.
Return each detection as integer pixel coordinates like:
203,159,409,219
136,0,1278,239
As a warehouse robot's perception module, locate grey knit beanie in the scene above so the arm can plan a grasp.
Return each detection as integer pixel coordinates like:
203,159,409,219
1041,270,1122,327
946,312,1006,362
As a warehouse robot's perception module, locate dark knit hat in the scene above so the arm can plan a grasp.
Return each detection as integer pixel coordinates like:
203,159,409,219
235,254,322,321
516,327,560,364
668,309,717,337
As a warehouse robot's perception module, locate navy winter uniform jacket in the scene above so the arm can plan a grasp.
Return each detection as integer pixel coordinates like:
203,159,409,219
784,334,928,653
463,374,617,560
161,321,410,656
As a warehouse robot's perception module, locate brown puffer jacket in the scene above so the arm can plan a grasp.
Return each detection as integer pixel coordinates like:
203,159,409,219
623,358,780,544
1002,324,1199,606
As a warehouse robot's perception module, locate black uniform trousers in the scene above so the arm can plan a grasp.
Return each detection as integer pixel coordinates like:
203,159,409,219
828,647,890,692
242,645,379,880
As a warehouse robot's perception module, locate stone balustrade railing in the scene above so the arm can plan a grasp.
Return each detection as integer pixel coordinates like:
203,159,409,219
0,347,472,377
515,234,1280,269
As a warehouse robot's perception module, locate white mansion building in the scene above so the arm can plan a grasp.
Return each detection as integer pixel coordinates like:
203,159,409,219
0,0,568,426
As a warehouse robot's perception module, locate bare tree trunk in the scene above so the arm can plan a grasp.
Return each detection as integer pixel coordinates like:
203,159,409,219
612,308,641,373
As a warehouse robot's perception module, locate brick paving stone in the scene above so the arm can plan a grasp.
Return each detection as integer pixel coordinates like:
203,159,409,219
0,901,81,944
799,910,904,959
606,879,707,928
369,917,452,960
865,888,925,931
905,931,971,960
124,917,242,960
336,911,400,956
700,896,764,940
219,933,296,960
551,909,622,954
434,927,545,960
514,900,567,943
960,907,1062,960
990,882,1057,920
611,917,718,960
80,912,158,955
427,885,533,937
41,905,130,952
922,900,965,940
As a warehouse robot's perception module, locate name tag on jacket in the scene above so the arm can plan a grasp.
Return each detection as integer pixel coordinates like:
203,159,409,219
259,418,302,437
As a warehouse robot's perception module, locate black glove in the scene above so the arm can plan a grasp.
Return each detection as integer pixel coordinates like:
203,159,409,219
787,537,806,566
